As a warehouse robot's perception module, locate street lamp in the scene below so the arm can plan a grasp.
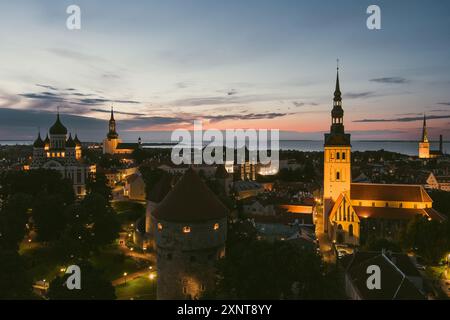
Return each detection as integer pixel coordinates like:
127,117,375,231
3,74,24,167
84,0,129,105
123,272,128,284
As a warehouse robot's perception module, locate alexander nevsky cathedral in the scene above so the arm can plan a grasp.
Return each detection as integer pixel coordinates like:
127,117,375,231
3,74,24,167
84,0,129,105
30,111,91,197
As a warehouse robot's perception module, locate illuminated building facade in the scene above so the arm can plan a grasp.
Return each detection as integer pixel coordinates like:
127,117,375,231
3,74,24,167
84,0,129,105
323,68,446,246
152,168,228,300
30,111,90,197
102,107,141,155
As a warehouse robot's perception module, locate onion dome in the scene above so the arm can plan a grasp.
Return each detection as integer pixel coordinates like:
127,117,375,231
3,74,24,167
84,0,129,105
33,132,45,148
49,112,68,135
66,133,76,148
153,168,228,222
73,134,81,146
44,134,50,145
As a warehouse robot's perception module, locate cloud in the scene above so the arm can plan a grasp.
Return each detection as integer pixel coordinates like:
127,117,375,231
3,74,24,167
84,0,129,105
370,77,410,84
91,108,145,116
36,84,58,91
47,48,106,63
437,102,450,106
227,89,238,96
292,101,319,107
344,92,376,99
19,89,140,107
205,112,289,123
354,114,450,123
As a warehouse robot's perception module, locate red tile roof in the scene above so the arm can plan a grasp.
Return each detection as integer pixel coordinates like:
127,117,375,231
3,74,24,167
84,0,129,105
153,168,228,222
351,183,432,202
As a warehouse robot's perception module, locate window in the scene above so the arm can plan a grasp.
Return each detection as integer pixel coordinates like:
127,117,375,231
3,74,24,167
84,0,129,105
201,284,206,291
372,202,375,207
157,223,163,231
213,223,219,230
183,287,187,294
349,224,354,237
342,152,346,160
336,171,340,180
399,203,403,208
336,152,340,160
385,202,389,207
183,226,191,233
414,204,417,209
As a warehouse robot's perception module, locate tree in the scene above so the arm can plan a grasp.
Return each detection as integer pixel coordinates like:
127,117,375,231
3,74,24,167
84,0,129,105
365,238,401,252
210,219,344,299
47,262,116,300
403,215,449,264
32,193,66,242
0,250,32,299
58,193,120,259
0,169,74,205
86,172,112,200
429,190,450,219
0,193,31,251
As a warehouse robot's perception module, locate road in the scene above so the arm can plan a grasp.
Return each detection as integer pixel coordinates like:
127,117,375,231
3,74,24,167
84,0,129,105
314,210,336,264
112,268,153,286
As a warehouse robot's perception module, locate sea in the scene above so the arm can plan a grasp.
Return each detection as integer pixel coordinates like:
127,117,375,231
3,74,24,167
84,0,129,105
1,140,448,156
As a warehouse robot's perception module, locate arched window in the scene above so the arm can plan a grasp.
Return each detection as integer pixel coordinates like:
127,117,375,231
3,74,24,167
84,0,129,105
336,152,340,160
336,171,340,180
342,152,346,160
349,224,354,237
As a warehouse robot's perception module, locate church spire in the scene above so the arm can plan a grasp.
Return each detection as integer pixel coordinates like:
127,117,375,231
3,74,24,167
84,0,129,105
334,60,341,102
107,105,118,139
324,62,351,146
422,114,428,143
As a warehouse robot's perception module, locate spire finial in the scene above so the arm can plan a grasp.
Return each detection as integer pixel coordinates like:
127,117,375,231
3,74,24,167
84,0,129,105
422,113,428,143
334,61,341,101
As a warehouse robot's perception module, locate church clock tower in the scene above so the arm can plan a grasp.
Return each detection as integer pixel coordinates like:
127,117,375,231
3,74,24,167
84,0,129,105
323,65,351,232
103,106,122,154
418,114,430,159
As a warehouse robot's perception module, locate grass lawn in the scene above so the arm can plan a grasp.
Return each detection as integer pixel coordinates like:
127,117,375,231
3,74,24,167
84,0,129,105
113,201,145,225
19,243,66,282
115,276,157,300
90,247,149,281
426,265,446,280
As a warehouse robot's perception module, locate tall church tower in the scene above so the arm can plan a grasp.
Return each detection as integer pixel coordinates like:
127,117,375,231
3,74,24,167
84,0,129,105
323,65,351,232
418,114,430,159
103,106,122,154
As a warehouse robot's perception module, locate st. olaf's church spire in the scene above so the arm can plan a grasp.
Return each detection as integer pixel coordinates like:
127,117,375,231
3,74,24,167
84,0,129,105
421,114,428,143
325,62,351,146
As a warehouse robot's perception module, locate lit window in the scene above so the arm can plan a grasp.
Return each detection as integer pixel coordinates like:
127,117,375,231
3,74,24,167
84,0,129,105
183,226,191,233
214,223,219,230
157,223,163,231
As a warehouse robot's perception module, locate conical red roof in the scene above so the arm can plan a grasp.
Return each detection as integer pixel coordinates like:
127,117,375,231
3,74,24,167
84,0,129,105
153,168,228,222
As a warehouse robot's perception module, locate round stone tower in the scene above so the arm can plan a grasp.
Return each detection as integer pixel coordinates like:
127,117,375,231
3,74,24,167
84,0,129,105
152,168,228,300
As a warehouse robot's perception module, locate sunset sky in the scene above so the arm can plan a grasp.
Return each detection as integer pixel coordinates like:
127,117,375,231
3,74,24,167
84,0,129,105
0,0,450,142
